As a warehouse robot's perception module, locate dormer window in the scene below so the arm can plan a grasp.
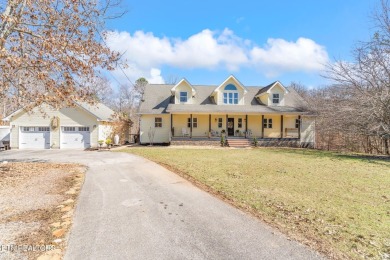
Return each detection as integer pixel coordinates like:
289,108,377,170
272,94,280,104
180,91,188,103
223,84,239,104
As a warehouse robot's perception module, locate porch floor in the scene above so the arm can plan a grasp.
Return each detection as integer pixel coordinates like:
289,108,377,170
171,136,299,141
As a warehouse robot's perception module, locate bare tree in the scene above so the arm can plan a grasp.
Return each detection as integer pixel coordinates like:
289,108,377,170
165,75,180,85
83,76,114,103
288,81,308,98
0,0,123,110
325,0,390,154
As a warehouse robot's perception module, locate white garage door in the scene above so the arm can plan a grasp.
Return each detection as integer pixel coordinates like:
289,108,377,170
61,126,91,149
20,126,50,149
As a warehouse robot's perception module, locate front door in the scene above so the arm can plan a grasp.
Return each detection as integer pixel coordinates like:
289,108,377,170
227,118,234,136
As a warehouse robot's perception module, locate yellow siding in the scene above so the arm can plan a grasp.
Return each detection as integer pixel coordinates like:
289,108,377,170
174,82,194,104
172,114,210,137
9,104,99,148
172,114,187,137
284,115,299,138
191,114,209,136
264,115,282,138
259,95,268,105
211,115,225,134
247,115,262,137
268,84,286,106
140,114,171,144
258,83,286,106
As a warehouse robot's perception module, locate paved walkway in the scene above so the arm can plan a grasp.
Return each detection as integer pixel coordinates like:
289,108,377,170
0,150,323,260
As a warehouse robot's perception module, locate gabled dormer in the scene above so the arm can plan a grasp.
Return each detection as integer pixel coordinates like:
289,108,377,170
171,78,196,104
211,75,248,105
255,81,288,106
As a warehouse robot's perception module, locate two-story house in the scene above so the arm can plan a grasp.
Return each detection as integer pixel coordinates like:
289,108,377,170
139,75,315,147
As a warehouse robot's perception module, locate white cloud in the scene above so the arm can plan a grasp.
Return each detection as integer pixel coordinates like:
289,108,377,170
104,29,329,84
250,38,329,76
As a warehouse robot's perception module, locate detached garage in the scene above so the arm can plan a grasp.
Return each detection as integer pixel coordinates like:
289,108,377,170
3,102,116,149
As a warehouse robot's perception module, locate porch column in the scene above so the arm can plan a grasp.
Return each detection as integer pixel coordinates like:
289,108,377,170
245,114,248,138
280,115,284,138
208,114,211,138
298,115,301,140
170,114,173,137
190,114,193,138
261,115,264,138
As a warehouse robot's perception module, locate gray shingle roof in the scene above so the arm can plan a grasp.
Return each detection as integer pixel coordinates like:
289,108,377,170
139,83,308,115
77,102,116,121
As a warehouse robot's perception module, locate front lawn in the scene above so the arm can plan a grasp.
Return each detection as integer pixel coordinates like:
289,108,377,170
120,147,390,260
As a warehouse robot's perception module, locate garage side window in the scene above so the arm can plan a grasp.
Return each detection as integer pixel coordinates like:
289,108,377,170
22,127,35,132
78,127,90,131
63,127,76,131
38,127,50,132
155,117,162,127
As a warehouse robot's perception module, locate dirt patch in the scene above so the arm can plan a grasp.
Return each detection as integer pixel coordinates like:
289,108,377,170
0,162,85,260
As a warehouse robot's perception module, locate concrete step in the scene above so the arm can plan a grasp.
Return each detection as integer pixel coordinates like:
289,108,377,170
227,139,252,148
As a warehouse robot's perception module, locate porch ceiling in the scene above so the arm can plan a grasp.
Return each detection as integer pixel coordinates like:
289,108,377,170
167,104,306,115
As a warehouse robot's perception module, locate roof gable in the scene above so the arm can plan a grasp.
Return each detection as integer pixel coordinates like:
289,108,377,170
255,81,288,97
3,102,115,122
171,78,196,96
212,75,248,95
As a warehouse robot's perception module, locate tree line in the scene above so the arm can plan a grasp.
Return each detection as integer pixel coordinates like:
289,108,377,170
289,1,390,155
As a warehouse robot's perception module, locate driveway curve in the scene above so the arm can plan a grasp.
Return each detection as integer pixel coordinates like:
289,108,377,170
0,150,323,260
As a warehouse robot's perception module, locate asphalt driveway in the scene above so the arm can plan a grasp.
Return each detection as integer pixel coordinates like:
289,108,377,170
0,150,323,260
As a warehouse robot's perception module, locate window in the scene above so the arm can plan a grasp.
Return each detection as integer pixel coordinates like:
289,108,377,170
238,118,242,128
22,127,35,132
295,119,300,129
233,93,238,104
38,127,50,132
218,118,223,128
155,117,162,127
179,92,188,103
224,84,237,90
63,127,76,132
223,84,239,104
187,118,198,128
268,118,273,128
78,127,90,132
272,93,280,104
263,118,273,128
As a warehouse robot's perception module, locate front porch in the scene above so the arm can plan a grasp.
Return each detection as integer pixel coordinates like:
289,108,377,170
171,136,302,148
170,113,301,140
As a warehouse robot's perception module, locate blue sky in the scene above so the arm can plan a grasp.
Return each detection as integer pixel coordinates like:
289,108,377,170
105,0,376,88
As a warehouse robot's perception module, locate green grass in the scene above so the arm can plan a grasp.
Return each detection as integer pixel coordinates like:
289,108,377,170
119,147,390,259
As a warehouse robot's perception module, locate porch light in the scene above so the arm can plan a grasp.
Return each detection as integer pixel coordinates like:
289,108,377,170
214,118,217,122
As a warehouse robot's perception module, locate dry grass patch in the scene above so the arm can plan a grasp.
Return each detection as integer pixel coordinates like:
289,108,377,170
0,162,85,260
120,147,390,260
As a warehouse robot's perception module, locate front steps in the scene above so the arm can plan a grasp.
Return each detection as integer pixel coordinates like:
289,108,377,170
226,138,252,148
